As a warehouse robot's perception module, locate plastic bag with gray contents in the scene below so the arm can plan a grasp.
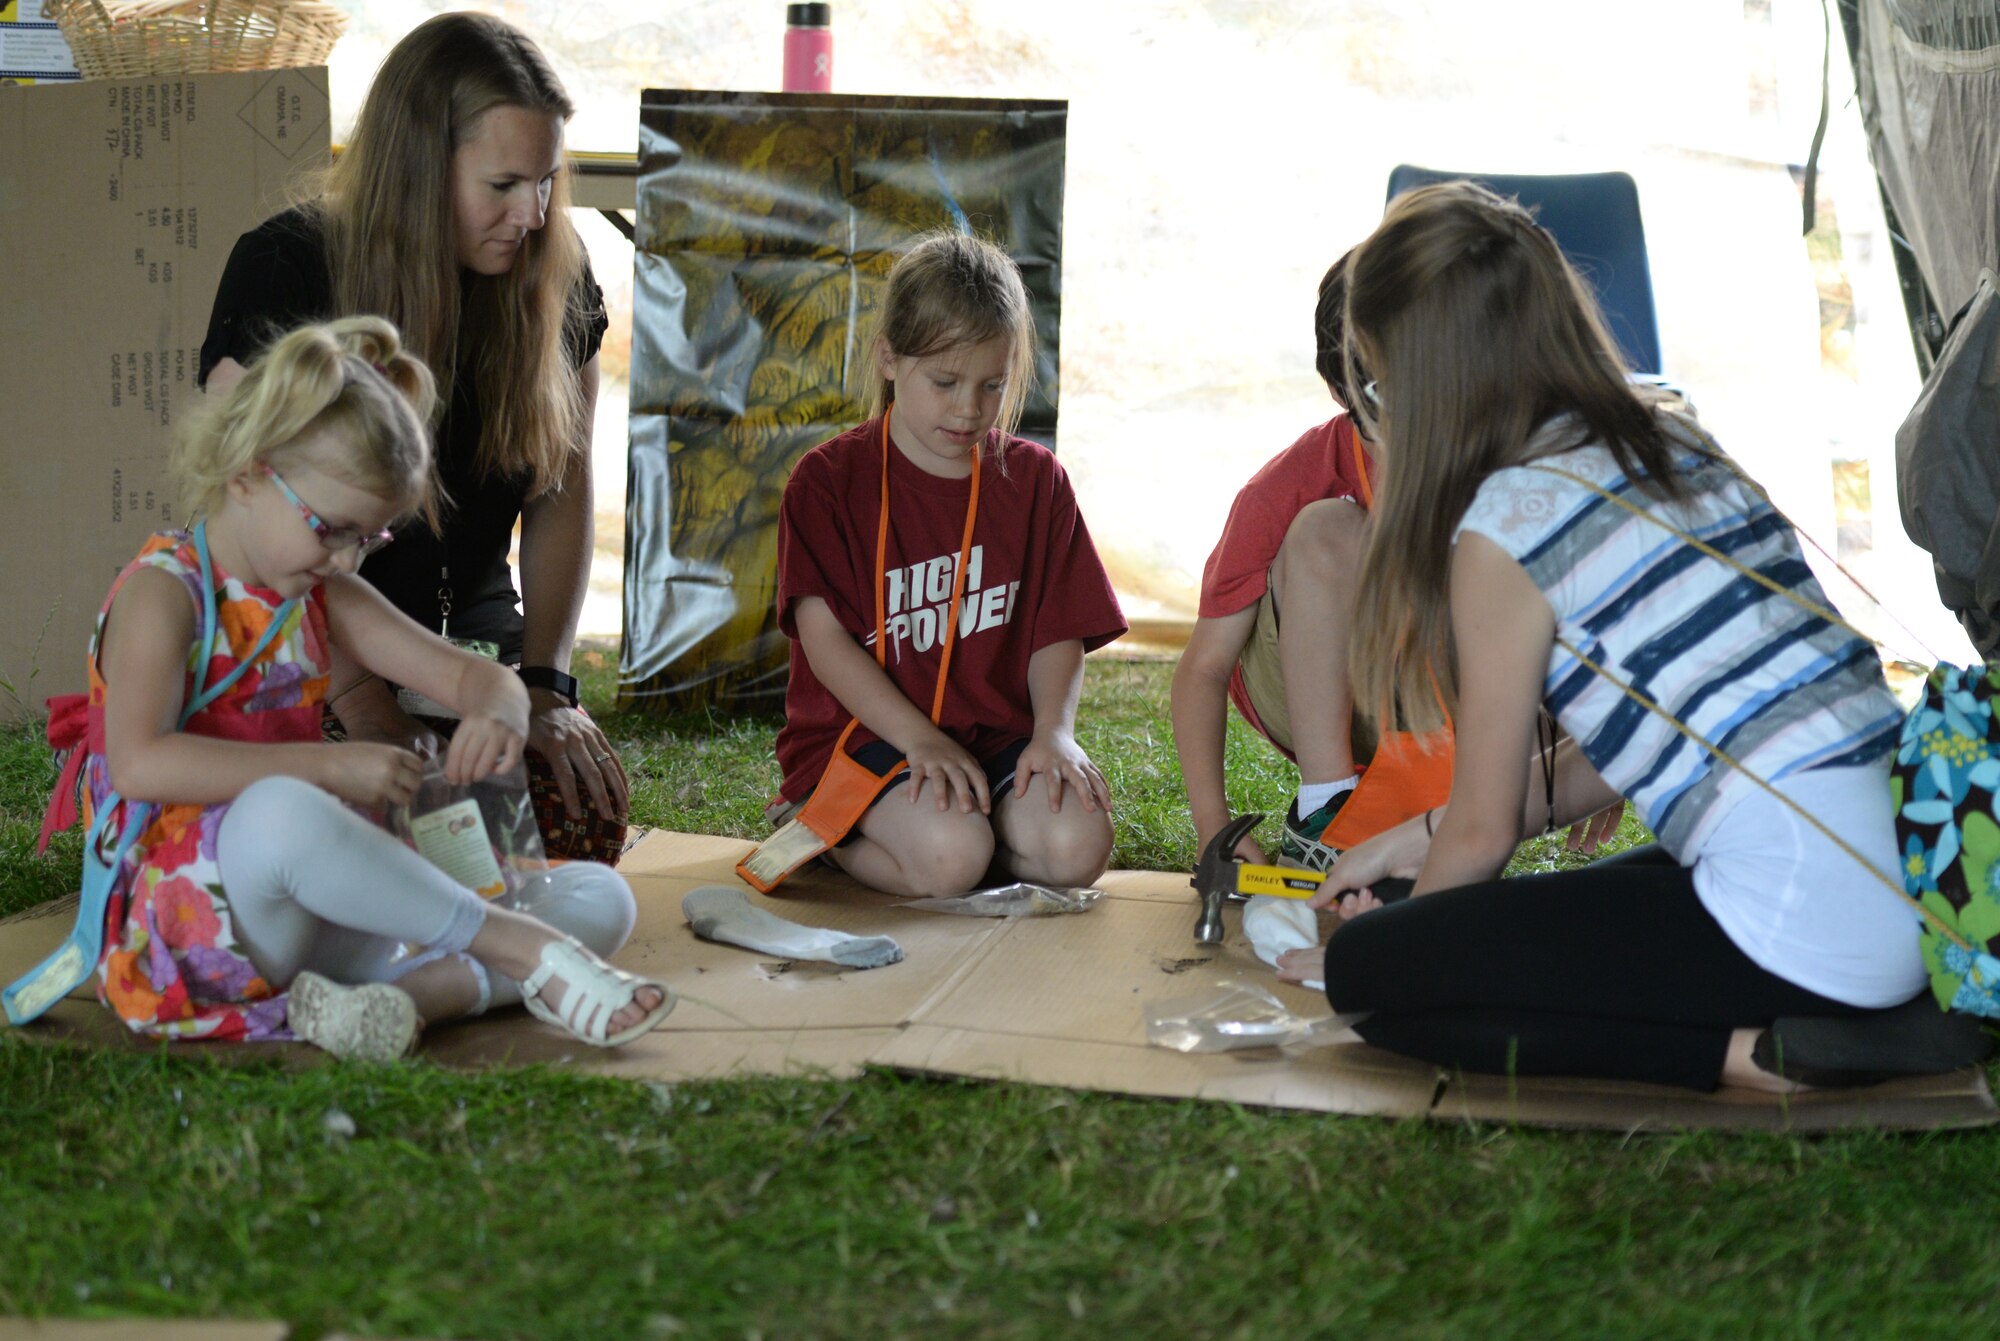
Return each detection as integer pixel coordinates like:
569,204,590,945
1144,980,1360,1053
900,883,1104,917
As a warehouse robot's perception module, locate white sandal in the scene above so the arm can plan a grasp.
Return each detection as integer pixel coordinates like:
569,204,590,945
289,971,421,1062
519,936,675,1047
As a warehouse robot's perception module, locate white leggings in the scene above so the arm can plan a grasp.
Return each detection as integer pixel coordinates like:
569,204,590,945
216,776,637,1012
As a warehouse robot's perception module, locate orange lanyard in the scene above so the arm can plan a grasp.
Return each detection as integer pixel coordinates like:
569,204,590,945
1349,418,1374,510
844,405,980,744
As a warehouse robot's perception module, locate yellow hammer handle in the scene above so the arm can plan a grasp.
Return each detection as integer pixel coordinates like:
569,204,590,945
1235,864,1327,899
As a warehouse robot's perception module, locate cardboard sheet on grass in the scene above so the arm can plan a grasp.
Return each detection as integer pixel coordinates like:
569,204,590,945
3,830,1992,1134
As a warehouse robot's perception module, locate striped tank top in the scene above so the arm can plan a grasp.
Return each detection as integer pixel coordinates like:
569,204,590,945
1453,413,1901,859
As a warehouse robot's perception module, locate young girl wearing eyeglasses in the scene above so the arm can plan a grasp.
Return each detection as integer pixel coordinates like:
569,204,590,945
33,316,671,1059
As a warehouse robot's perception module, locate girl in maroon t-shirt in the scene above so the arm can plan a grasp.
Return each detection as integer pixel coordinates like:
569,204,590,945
774,232,1127,897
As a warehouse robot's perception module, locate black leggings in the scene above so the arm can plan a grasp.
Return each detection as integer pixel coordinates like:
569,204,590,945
1325,846,1879,1091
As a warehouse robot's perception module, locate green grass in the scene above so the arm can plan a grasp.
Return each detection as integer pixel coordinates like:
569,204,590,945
1,653,1989,1340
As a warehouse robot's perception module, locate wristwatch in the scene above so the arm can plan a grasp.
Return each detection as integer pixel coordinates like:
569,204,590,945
517,665,579,708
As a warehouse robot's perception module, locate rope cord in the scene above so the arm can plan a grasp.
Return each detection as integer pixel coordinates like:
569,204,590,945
1521,442,1962,945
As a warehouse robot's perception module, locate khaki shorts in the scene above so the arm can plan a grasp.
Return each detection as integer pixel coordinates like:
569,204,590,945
1236,579,1375,764
1237,584,1294,755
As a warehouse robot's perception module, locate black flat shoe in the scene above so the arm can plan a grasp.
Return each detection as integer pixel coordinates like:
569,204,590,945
1752,997,1995,1087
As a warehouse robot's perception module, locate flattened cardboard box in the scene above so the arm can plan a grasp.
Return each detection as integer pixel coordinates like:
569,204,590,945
0,68,329,720
3,830,1993,1133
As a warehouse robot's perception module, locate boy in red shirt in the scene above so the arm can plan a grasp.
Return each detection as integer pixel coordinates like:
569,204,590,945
1173,254,1389,869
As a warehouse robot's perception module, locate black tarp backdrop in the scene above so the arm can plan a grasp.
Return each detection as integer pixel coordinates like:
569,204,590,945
620,90,1066,714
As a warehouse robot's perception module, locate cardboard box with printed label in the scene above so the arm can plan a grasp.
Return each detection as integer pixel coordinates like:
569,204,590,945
0,67,329,720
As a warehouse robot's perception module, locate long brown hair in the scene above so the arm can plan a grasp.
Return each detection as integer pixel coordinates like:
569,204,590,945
1345,181,1681,735
313,11,589,500
865,230,1039,462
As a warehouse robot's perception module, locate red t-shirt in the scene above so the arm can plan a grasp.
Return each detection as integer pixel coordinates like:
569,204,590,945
775,419,1127,802
1196,413,1375,751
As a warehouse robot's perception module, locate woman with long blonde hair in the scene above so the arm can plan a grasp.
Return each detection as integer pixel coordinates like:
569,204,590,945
1275,182,1964,1092
199,12,625,858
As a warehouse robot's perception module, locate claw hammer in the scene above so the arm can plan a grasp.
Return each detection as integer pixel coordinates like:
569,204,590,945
1188,812,1326,944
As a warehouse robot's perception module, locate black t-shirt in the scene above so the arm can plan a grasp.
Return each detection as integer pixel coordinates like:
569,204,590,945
197,206,609,662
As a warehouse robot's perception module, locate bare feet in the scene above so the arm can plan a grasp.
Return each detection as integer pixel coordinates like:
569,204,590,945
470,906,664,1037
1718,1027,1813,1094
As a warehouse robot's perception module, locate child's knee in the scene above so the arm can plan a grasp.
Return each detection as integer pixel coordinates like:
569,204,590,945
523,863,637,956
233,773,322,817
1054,812,1114,884
897,822,994,898
222,775,340,849
1018,808,1113,886
1275,497,1367,580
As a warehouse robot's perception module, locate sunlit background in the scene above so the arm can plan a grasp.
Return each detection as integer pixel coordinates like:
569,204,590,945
320,0,1972,667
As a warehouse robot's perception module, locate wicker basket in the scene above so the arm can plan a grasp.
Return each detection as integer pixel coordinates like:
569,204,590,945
44,0,346,80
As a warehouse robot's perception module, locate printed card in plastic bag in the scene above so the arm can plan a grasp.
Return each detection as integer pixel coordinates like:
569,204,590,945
387,748,553,913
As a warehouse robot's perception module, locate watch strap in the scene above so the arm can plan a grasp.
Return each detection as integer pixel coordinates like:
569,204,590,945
517,665,579,707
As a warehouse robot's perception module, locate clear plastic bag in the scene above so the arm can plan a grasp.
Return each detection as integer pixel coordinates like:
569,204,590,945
386,749,551,912
900,882,1104,917
1144,981,1349,1053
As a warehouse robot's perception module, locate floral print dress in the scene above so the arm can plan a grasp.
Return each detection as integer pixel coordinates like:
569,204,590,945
55,531,330,1040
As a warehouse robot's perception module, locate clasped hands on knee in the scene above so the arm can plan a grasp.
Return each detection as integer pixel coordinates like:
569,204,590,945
903,729,992,813
901,726,1111,817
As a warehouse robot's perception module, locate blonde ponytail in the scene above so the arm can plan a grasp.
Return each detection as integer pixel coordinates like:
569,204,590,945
173,315,440,526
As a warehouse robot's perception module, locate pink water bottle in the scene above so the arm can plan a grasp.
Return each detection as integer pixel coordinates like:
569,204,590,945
783,3,833,92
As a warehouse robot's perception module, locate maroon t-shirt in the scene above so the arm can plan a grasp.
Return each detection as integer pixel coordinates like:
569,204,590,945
775,419,1127,802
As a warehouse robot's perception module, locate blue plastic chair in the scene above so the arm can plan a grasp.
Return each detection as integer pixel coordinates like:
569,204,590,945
1385,165,1664,376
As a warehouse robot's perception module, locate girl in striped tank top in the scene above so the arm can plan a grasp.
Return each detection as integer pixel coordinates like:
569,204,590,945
1275,182,1936,1092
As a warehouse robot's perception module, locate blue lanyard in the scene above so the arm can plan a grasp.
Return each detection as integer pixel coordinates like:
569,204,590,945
3,523,301,1025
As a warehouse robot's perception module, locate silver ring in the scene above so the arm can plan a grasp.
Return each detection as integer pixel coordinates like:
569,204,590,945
591,751,612,764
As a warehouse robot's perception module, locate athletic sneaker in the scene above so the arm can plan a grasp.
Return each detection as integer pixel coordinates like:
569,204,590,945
1276,790,1350,872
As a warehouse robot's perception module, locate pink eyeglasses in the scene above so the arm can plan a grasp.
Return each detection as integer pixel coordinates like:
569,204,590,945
261,462,395,558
